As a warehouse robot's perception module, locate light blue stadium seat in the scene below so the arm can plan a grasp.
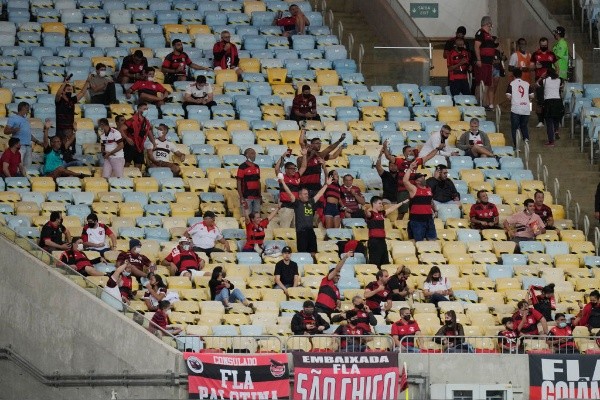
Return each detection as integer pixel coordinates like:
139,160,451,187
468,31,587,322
121,192,147,206
336,106,360,122
429,94,453,108
222,155,247,169
499,157,525,170
204,11,227,26
386,107,410,122
144,227,170,242
300,49,323,60
324,45,347,60
473,157,499,169
136,216,163,228
267,36,290,49
456,229,481,242
119,227,145,240
6,215,32,230
144,203,171,216
197,155,222,169
93,33,117,48
487,265,514,280
9,8,31,23
161,178,186,193
83,9,107,24
583,256,600,268
275,49,298,61
334,59,358,75
251,11,276,26
15,226,41,240
148,0,171,12
108,177,134,193
173,1,196,12
259,26,283,36
437,204,461,222
147,168,174,182
479,120,496,132
237,252,261,264
56,177,82,193
133,11,156,25
227,12,251,25
243,35,267,50
544,241,569,257
211,105,236,121
291,34,315,51
521,277,547,290
501,253,528,265
453,94,478,106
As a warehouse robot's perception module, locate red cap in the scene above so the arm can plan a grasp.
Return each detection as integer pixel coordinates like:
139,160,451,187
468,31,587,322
344,240,358,253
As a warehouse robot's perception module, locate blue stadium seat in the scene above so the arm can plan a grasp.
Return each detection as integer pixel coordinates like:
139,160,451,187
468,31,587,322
501,254,528,265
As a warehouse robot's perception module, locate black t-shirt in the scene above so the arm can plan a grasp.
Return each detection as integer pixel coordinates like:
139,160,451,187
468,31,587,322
387,274,408,300
55,95,76,130
39,221,66,248
293,199,315,231
274,260,299,286
380,171,397,202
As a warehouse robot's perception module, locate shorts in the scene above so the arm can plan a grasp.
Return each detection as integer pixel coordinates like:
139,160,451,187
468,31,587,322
535,85,545,106
124,143,145,165
408,218,437,241
324,202,340,217
296,228,317,253
397,190,410,213
474,63,493,87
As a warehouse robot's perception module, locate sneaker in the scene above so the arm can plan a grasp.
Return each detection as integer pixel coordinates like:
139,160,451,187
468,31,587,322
486,105,495,111
555,133,560,140
224,305,233,311
536,122,544,128
247,302,255,311
544,141,555,146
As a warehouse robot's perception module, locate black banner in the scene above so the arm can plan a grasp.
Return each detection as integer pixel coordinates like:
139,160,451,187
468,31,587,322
529,354,600,400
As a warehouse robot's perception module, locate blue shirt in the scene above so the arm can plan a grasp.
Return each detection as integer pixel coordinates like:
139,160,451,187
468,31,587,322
7,114,32,145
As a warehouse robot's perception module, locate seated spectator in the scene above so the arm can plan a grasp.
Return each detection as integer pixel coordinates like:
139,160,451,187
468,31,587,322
273,246,300,294
209,266,254,311
291,85,320,122
392,307,421,353
185,211,231,256
88,63,117,105
573,290,600,330
242,205,279,253
498,317,524,354
504,199,546,247
425,165,460,207
469,190,500,230
142,272,167,311
81,213,117,258
0,137,26,177
145,124,185,177
334,310,368,352
332,295,377,334
418,125,460,161
117,50,148,84
149,300,182,336
42,129,85,180
161,39,211,84
533,190,555,229
59,237,105,276
324,170,342,228
456,118,495,158
125,67,171,106
104,261,134,304
274,4,310,37
532,283,555,321
547,313,579,354
435,310,474,353
116,239,154,279
213,30,243,77
315,252,352,317
163,237,208,279
291,300,330,335
387,266,414,301
341,174,366,218
39,211,72,252
423,266,453,307
98,117,125,178
513,300,549,336
364,269,393,315
183,75,217,113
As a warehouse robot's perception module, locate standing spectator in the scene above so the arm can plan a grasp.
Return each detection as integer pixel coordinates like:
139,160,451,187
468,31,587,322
532,283,556,321
117,50,148,84
531,37,557,128
469,190,500,230
274,4,309,37
341,174,365,218
42,134,84,180
573,290,600,329
273,246,300,294
443,26,468,59
81,213,117,258
299,129,344,195
392,307,421,353
418,126,460,163
423,266,453,307
473,16,497,110
122,103,157,170
334,310,368,352
4,102,41,167
364,196,405,268
596,182,600,222
98,117,125,178
209,266,254,311
547,313,579,353
143,274,167,311
498,317,523,354
291,85,320,122
55,79,88,144
364,269,393,315
552,26,569,80
59,237,105,276
125,67,171,106
116,239,154,279
183,75,217,114
446,36,471,96
375,149,399,205
426,165,460,207
490,41,506,108
275,149,302,228
435,310,474,353
332,295,377,334
39,211,72,252
213,30,242,77
279,175,331,257
324,170,342,229
145,123,185,177
0,138,26,177
513,300,549,336
538,67,564,146
242,205,279,253
149,300,182,336
237,148,261,215
456,118,495,158
161,39,210,84
504,199,546,247
315,252,352,317
388,266,413,301
404,160,437,242
185,211,231,255
533,190,555,229
508,38,532,83
291,300,329,335
88,63,117,105
506,68,535,147
163,237,207,279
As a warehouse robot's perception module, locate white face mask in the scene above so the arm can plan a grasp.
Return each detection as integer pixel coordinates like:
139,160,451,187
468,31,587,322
132,247,141,254
147,76,154,82
76,243,84,251
182,244,190,251
99,70,106,77
123,271,131,277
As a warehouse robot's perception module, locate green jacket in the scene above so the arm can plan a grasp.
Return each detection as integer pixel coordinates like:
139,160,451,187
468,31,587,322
552,38,569,79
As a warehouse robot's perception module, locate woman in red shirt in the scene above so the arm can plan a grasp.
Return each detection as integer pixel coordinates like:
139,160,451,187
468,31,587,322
324,170,342,228
242,205,280,253
513,300,549,336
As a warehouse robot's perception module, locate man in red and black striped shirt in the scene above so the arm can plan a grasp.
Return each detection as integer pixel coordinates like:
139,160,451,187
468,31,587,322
237,148,261,214
364,196,405,268
163,237,207,279
474,16,498,109
404,161,437,242
315,252,351,317
60,237,105,277
275,148,304,228
469,190,500,230
299,129,345,196
149,300,182,336
364,269,393,315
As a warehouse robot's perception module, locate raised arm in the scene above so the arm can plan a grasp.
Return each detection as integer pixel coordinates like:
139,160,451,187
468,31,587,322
267,204,281,221
403,160,419,197
318,133,345,159
312,175,333,203
297,148,308,176
327,252,351,280
376,149,386,175
278,177,296,203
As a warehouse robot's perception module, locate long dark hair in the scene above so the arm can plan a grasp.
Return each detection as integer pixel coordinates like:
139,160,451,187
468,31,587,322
545,67,559,80
149,272,166,290
445,310,458,332
211,266,223,281
425,266,442,283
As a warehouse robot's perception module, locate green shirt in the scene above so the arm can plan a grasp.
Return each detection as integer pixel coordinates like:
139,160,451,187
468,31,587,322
552,38,569,79
43,148,64,175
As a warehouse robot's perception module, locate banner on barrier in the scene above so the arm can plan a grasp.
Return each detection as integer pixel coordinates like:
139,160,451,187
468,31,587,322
184,352,290,399
529,354,600,400
293,352,399,400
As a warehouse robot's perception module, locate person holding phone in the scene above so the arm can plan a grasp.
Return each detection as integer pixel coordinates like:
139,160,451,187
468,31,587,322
456,118,495,158
275,148,305,228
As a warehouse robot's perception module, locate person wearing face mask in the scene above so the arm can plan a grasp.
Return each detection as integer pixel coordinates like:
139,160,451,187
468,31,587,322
547,313,579,353
435,310,473,353
0,137,26,177
498,317,523,354
125,67,171,106
340,174,365,218
213,30,243,77
185,211,232,255
504,199,546,249
55,76,89,146
404,161,437,242
414,125,459,165
387,266,414,301
323,170,343,229
332,295,377,333
334,310,368,352
116,239,154,279
142,272,167,311
506,68,535,147
242,206,280,253
531,283,556,321
573,290,600,330
59,237,105,277
375,147,399,205
81,213,117,258
163,237,208,280
530,37,557,128
4,102,41,167
291,300,330,335
39,211,72,252
103,260,134,307
273,246,300,294
364,269,393,315
162,39,211,84
145,124,185,177
456,118,495,159
392,307,421,353
117,50,148,84
508,38,532,83
473,16,497,110
446,36,471,96
183,75,217,116
88,62,117,105
513,300,549,336
469,190,500,230
237,148,262,215
98,118,125,178
423,266,452,307
291,85,319,122
552,26,569,80
315,252,352,317
122,102,157,170
41,120,84,180
209,266,254,311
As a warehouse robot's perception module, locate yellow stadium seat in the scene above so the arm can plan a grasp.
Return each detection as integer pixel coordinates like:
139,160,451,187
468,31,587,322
348,121,373,132
133,177,158,193
243,0,267,14
30,177,55,194
119,202,144,218
173,301,200,314
271,84,295,98
163,24,187,42
491,240,516,256
487,132,505,146
469,276,495,291
495,277,521,292
109,104,134,118
361,106,386,122
316,70,339,86
215,69,238,85
187,24,211,36
238,58,260,73
381,92,405,108
437,106,461,122
205,129,230,144
329,95,353,108
266,68,287,85
91,56,116,70
42,22,66,35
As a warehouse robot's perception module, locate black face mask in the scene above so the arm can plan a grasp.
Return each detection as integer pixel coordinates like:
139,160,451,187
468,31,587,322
403,315,411,322
304,309,313,316
432,276,440,282
540,46,548,52
445,320,453,326
355,303,364,310
303,94,310,99
456,46,465,51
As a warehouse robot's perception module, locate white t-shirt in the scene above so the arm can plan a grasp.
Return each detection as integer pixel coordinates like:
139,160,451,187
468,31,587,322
101,127,124,158
468,131,484,146
507,79,532,115
423,277,452,296
419,131,455,157
146,138,176,162
543,77,561,100
185,83,213,99
186,221,223,249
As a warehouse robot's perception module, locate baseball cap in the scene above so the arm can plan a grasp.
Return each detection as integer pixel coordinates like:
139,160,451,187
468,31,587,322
179,237,190,243
553,26,565,36
129,239,142,249
344,240,358,254
282,246,292,254
413,173,427,180
303,300,315,308
203,211,216,219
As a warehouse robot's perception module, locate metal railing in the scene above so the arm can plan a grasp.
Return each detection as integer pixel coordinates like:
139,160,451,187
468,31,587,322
594,226,600,255
286,334,394,352
179,335,284,353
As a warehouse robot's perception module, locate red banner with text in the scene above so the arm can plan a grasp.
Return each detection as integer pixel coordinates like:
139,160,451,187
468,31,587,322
184,353,290,399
